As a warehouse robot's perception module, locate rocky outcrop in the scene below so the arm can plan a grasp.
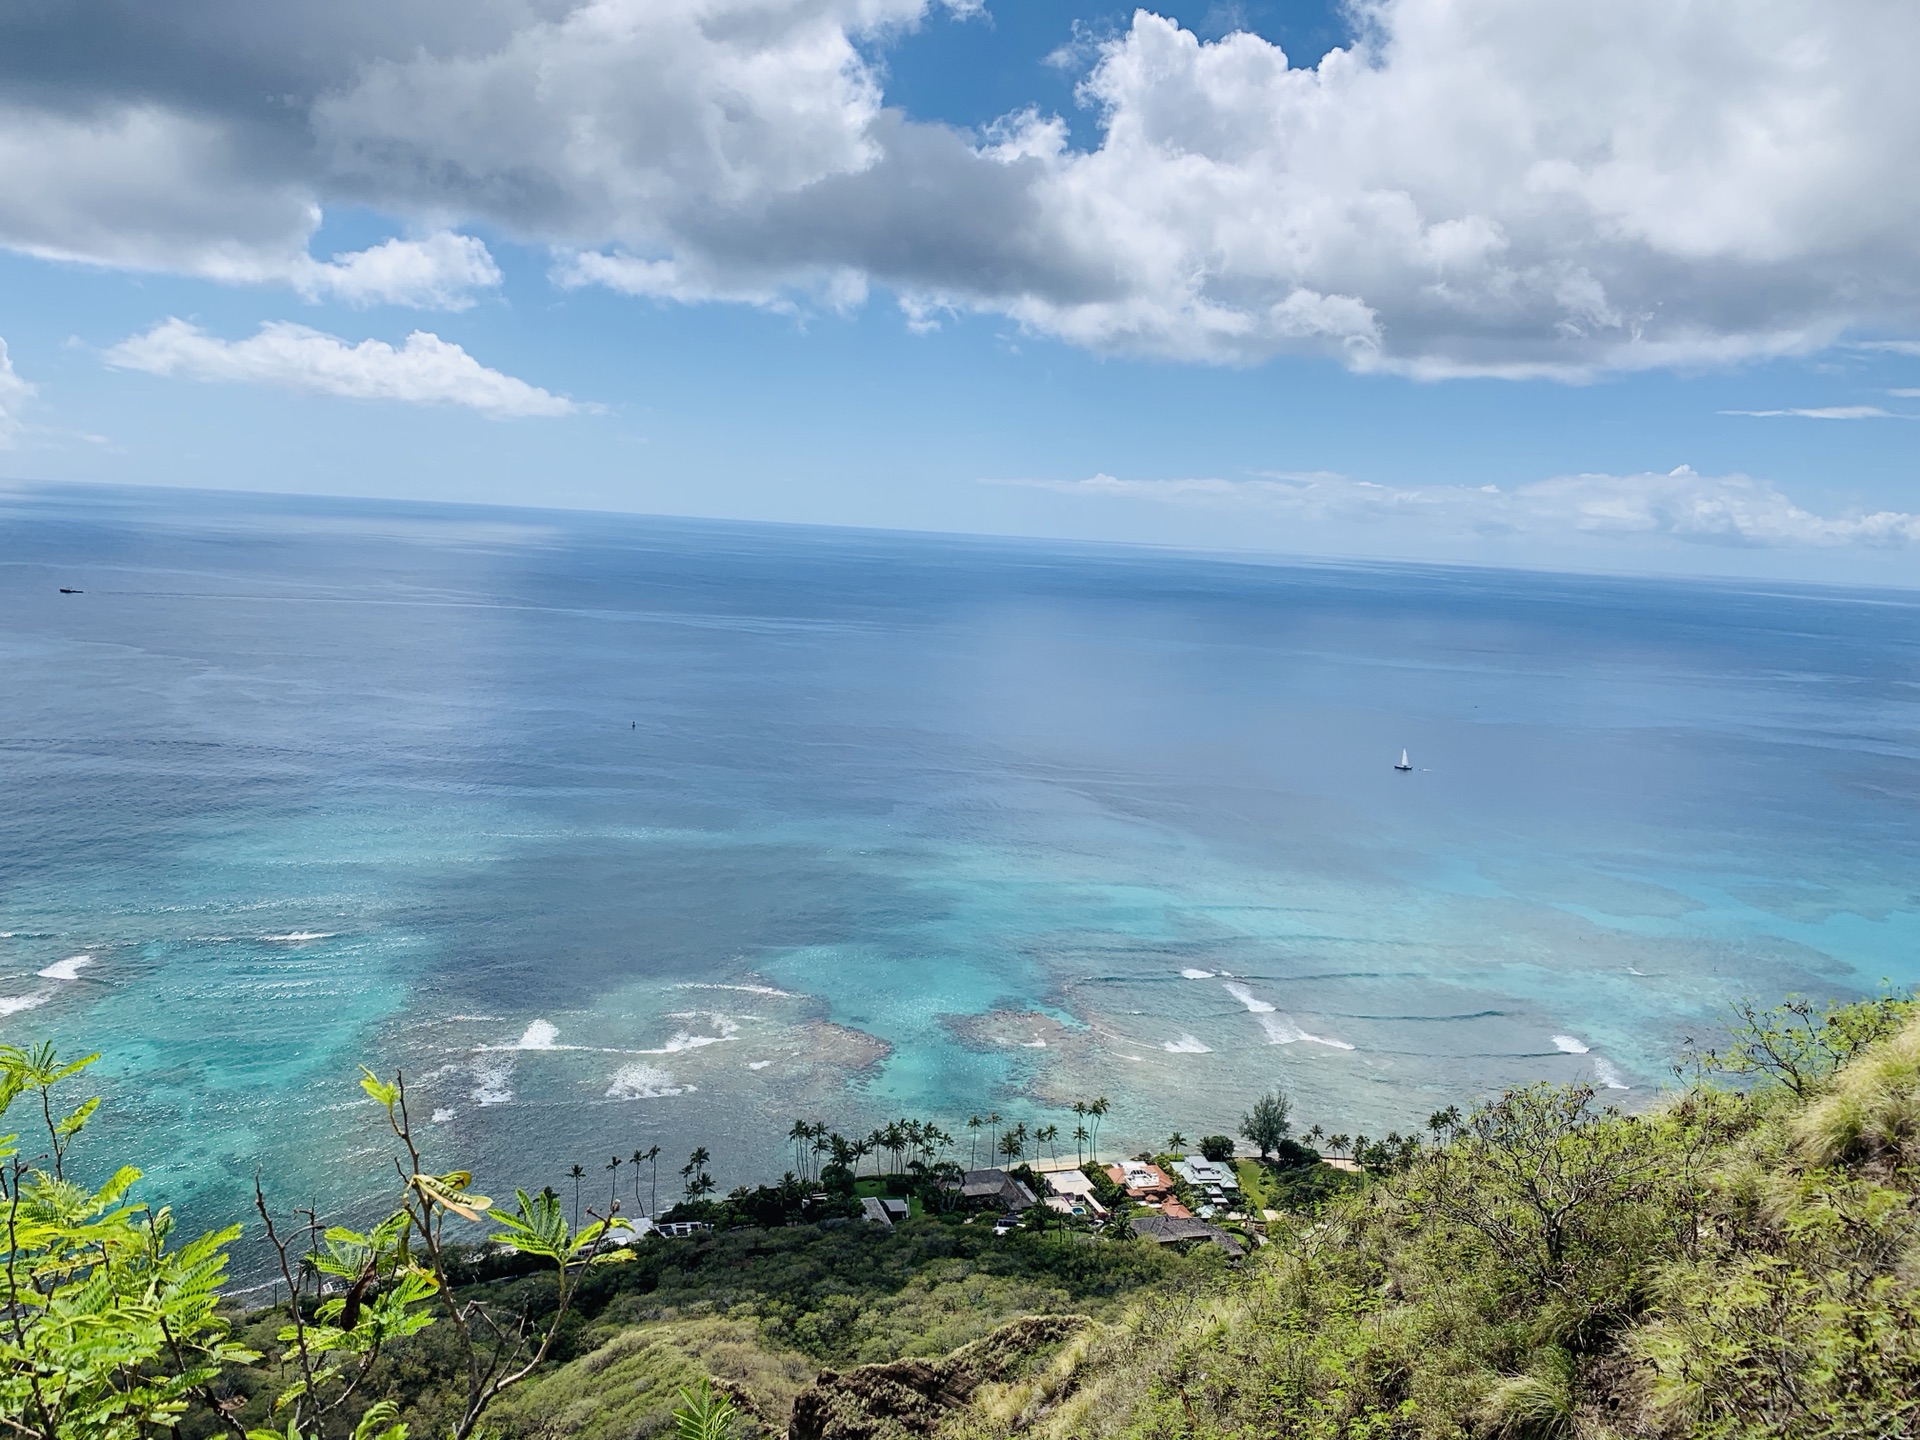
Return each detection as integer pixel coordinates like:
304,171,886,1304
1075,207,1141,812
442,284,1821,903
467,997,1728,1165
786,1315,1089,1440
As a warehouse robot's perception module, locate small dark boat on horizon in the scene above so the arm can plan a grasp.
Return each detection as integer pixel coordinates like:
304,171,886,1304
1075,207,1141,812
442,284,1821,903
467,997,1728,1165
58,587,83,594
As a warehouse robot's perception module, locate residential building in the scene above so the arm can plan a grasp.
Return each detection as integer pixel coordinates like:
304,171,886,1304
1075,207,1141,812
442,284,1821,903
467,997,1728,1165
1106,1159,1174,1200
861,1196,910,1226
955,1168,1038,1211
1129,1214,1245,1257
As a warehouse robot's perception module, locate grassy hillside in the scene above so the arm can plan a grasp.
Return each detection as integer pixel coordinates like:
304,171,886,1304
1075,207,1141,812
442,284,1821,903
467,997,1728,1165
188,1210,1206,1439
930,993,1920,1440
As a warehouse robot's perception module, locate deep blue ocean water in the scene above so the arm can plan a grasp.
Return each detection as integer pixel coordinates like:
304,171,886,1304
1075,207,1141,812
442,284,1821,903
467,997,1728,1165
3,483,1918,1235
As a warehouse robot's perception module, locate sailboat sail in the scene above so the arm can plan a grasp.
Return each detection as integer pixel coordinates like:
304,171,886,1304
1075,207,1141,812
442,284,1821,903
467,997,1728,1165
1395,748,1412,771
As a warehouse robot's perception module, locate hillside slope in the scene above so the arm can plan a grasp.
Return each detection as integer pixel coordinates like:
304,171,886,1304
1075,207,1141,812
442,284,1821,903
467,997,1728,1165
917,995,1920,1439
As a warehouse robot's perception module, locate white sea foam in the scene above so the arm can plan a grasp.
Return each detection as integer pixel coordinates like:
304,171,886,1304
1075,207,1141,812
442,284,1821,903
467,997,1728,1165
431,1107,455,1123
1022,1036,1048,1048
606,1064,689,1099
1255,1012,1357,1049
37,955,92,980
1222,982,1274,1013
1552,1034,1591,1054
748,1060,771,1070
471,1055,513,1105
1594,1058,1630,1090
642,1033,727,1054
678,982,795,997
263,932,336,943
1162,1034,1212,1053
1181,968,1216,979
638,1013,738,1054
513,1019,559,1050
0,994,49,1016
1226,983,1352,1048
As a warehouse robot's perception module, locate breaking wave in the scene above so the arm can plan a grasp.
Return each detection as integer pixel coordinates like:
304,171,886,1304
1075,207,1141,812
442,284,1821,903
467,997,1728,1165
606,1064,690,1100
471,1055,514,1105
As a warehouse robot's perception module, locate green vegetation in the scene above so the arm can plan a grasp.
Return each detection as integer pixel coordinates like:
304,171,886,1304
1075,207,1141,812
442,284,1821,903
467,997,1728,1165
10,989,1920,1439
1237,1091,1293,1160
0,1044,255,1440
949,990,1920,1439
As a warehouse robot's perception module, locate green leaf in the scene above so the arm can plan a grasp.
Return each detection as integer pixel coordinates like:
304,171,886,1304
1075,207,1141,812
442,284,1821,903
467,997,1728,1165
671,1379,738,1440
359,1067,400,1108
351,1399,409,1440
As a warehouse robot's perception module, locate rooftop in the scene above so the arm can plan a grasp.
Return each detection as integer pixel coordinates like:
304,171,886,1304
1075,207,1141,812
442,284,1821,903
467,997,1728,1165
1172,1157,1239,1189
1129,1214,1245,1257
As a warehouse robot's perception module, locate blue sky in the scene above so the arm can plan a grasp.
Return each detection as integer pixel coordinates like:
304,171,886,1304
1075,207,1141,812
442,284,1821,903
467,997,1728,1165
1,0,1917,582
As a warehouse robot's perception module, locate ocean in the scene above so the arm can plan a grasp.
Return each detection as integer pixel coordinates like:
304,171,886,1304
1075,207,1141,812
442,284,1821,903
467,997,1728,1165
3,482,1917,1236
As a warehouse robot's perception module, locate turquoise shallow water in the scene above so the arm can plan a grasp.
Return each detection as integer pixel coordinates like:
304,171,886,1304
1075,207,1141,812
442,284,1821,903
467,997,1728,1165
2,482,1918,1237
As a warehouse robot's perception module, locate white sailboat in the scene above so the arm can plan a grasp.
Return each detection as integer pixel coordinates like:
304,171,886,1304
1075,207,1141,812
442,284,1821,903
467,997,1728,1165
1393,748,1412,772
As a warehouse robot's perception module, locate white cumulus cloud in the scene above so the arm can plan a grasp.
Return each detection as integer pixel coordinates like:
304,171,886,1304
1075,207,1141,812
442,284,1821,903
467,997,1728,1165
318,0,1920,373
1003,465,1920,549
103,319,579,417
965,3,1920,371
2,1,1918,371
0,105,498,307
292,233,504,309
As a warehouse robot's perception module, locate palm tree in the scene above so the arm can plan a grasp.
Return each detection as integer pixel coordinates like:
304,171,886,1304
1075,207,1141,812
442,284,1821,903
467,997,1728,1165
788,1119,812,1176
681,1146,711,1201
986,1111,1003,1163
1329,1133,1351,1160
606,1154,623,1210
1166,1131,1188,1156
630,1149,648,1210
1037,1123,1059,1166
1073,1123,1089,1166
1088,1098,1110,1160
567,1163,587,1228
642,1144,662,1214
854,1136,875,1178
1306,1124,1325,1155
967,1114,982,1169
999,1129,1024,1165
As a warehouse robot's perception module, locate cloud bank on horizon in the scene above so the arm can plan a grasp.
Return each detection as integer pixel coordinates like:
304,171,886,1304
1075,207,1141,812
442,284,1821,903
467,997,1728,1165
1000,466,1920,552
0,0,1916,378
